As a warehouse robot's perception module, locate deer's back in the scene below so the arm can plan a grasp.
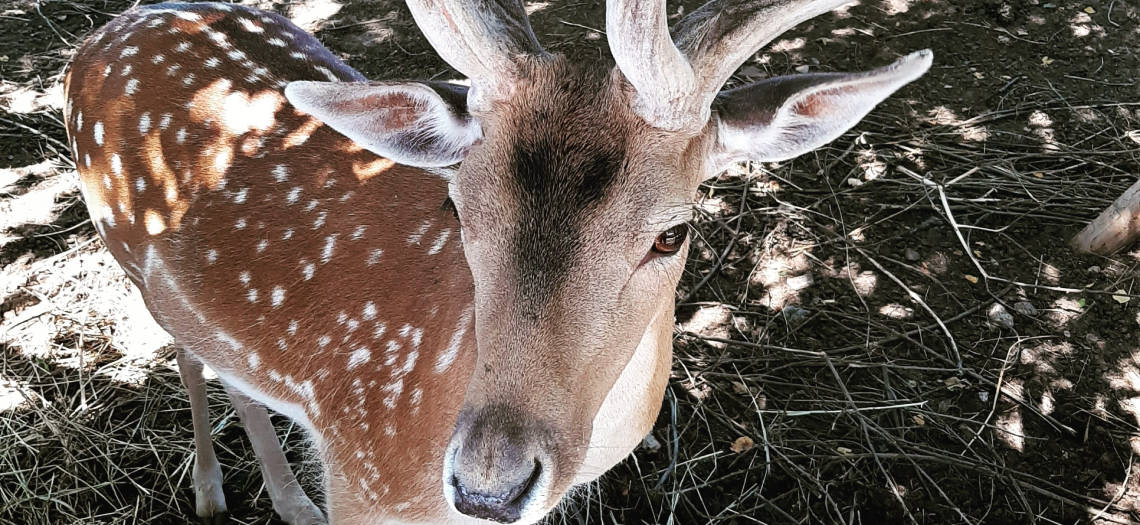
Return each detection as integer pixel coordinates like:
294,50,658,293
64,3,477,517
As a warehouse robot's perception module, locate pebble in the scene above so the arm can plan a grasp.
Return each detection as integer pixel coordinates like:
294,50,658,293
987,303,1015,329
1012,301,1038,317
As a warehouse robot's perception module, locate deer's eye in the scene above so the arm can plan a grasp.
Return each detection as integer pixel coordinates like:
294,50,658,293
652,224,688,255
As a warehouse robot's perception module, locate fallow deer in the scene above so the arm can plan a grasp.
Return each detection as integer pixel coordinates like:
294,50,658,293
62,0,931,523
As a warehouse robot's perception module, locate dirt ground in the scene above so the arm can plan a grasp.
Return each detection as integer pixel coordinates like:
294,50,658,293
2,0,1139,524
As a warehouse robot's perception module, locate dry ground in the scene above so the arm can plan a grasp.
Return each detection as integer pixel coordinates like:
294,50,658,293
2,0,1140,524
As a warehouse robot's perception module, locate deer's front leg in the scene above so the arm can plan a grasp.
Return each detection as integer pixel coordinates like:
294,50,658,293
176,349,228,520
221,382,326,525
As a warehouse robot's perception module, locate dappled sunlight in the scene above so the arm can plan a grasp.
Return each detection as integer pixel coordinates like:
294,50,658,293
747,251,812,310
1069,11,1106,39
925,106,989,142
0,379,38,413
881,0,913,15
287,0,343,32
1028,110,1059,152
1045,297,1083,327
1019,340,1075,376
0,81,62,114
878,303,914,319
995,405,1025,452
679,305,733,349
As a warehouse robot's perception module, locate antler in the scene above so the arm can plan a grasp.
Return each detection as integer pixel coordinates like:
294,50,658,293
607,0,854,130
405,0,547,108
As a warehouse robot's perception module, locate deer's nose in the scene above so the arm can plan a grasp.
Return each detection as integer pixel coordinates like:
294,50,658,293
445,406,549,523
449,459,542,523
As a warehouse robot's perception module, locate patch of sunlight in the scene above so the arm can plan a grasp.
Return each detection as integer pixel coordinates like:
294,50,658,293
1040,390,1055,416
0,380,37,412
0,81,62,114
1069,12,1106,39
1045,297,1083,327
288,0,343,32
1019,341,1074,375
525,1,549,14
879,303,914,319
1041,262,1061,284
925,106,989,142
995,382,1025,452
1106,349,1140,393
882,0,912,15
679,305,733,349
856,148,887,182
1028,110,1059,151
0,165,76,233
852,270,877,297
696,195,732,215
770,37,806,53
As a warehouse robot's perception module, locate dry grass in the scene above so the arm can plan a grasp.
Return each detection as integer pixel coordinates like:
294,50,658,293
2,0,1140,524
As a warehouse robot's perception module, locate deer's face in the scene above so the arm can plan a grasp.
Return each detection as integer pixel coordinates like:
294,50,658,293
285,0,932,522
438,61,709,522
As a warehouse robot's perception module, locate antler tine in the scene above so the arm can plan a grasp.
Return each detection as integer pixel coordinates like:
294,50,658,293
673,0,854,110
605,0,699,131
608,0,854,130
405,0,546,107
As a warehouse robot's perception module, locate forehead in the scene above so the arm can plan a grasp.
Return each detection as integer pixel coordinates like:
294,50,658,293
458,62,674,298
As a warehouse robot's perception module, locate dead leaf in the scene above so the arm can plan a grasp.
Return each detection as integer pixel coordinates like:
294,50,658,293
973,71,985,80
912,414,926,426
1041,56,1054,66
1033,171,1045,178
731,436,754,453
944,377,967,390
1084,6,1095,14
732,381,750,395
964,274,979,284
836,446,853,456
1112,290,1131,304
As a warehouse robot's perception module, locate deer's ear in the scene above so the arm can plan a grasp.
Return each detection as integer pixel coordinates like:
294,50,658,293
706,51,931,177
285,81,481,168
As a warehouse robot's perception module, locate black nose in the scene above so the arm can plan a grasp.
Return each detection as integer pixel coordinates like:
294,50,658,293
451,459,542,523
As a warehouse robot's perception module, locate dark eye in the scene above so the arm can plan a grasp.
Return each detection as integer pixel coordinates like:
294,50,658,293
652,224,688,255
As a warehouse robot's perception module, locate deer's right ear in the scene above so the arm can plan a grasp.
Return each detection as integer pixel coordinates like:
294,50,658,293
284,81,481,168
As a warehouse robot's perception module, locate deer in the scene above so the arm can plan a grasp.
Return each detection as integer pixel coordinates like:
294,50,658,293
61,0,930,523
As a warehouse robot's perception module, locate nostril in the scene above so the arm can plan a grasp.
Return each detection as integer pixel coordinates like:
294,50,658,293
450,459,542,523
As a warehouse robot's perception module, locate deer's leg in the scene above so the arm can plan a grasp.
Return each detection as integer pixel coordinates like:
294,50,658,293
221,382,326,525
176,349,228,519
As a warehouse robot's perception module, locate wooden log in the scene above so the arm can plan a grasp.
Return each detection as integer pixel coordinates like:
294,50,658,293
1071,177,1140,255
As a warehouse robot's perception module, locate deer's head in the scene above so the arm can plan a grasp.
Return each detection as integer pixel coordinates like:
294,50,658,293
285,0,930,522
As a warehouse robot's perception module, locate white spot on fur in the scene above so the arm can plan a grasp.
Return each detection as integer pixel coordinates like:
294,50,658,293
427,229,451,255
366,248,383,266
435,308,472,373
93,121,104,145
271,286,286,307
321,234,337,263
348,347,371,370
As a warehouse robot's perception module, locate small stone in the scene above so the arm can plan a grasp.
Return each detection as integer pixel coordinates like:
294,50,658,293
987,303,1015,329
1012,301,1038,317
904,248,921,262
782,305,811,324
794,64,810,73
640,434,662,452
1088,265,1101,273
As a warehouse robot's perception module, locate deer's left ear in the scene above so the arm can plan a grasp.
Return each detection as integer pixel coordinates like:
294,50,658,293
705,50,932,177
285,80,481,168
